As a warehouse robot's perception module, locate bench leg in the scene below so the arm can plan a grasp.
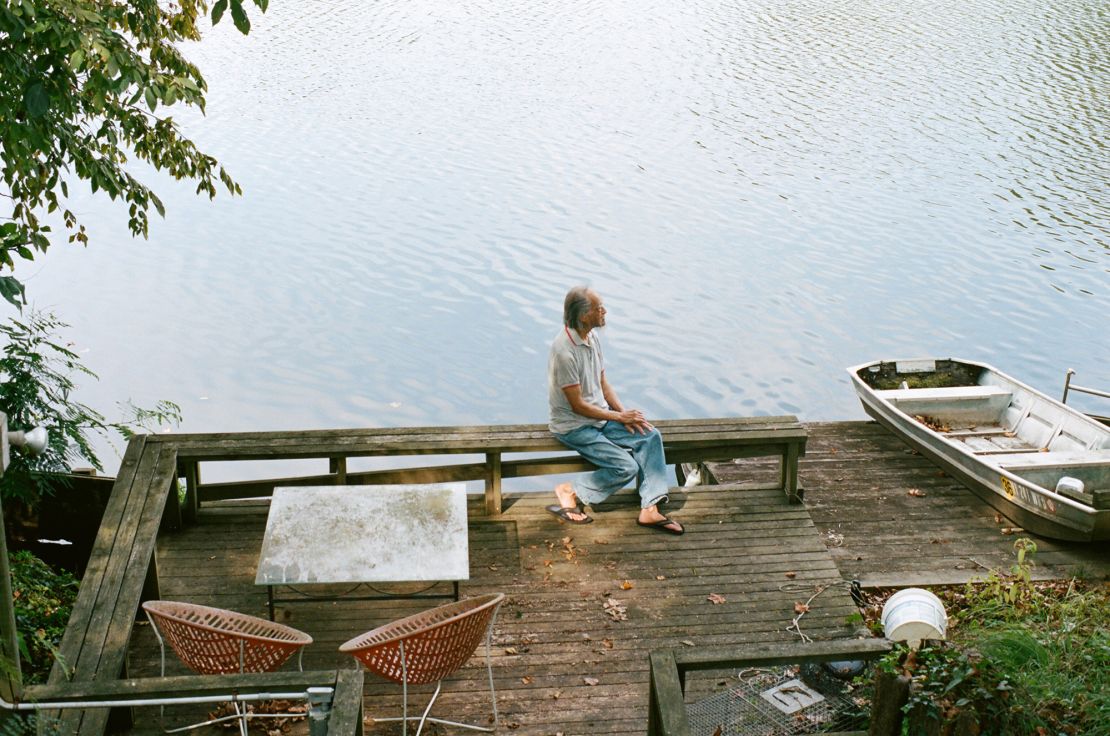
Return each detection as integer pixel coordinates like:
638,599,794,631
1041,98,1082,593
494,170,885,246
485,453,502,515
161,467,183,533
182,461,200,526
329,457,348,484
142,549,161,603
781,444,802,503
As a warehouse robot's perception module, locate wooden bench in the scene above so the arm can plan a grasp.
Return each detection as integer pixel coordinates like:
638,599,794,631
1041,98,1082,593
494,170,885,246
167,415,809,514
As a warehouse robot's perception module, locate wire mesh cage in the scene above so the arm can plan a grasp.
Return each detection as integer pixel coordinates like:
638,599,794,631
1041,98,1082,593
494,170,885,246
686,665,870,736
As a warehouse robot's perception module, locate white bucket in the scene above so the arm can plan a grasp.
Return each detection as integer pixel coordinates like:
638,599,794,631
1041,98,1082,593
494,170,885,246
881,588,947,647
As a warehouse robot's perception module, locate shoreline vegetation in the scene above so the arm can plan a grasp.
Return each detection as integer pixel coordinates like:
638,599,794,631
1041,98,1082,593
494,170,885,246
858,540,1108,735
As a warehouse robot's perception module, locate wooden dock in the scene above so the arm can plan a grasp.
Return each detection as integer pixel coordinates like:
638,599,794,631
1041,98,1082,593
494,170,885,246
709,421,1110,587
105,421,1109,734
129,484,858,735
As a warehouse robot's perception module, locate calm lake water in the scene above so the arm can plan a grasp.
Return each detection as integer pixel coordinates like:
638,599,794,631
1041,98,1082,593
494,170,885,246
16,0,1109,481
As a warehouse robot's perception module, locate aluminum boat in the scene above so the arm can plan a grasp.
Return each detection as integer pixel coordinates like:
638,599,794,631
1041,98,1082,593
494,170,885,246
848,358,1110,542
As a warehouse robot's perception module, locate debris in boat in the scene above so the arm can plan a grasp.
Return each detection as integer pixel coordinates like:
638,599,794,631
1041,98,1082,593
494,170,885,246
521,675,533,684
824,529,845,547
707,593,727,605
908,488,927,497
1001,527,1023,535
914,414,951,432
583,676,600,686
785,571,797,579
620,580,634,590
793,602,809,614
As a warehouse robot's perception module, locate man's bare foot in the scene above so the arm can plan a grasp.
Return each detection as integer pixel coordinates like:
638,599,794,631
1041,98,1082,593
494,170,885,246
553,482,588,522
637,504,683,534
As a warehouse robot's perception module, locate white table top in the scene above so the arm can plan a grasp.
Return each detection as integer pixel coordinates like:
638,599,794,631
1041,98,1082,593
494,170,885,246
254,484,470,586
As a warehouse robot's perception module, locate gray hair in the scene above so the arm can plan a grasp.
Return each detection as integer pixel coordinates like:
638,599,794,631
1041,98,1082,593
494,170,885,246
563,286,594,330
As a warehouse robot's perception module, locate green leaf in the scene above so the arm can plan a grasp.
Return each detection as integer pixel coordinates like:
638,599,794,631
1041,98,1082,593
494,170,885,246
24,83,49,118
0,277,27,309
229,0,250,34
211,0,228,24
255,0,269,12
68,48,86,71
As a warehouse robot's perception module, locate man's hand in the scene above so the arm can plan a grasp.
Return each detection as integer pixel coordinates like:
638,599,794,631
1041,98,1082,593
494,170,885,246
617,409,653,434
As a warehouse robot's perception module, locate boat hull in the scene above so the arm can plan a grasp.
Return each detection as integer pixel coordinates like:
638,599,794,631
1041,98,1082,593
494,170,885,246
850,359,1110,543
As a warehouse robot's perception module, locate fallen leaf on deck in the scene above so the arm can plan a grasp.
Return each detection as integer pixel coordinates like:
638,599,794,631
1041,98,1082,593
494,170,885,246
712,727,723,736
594,539,609,545
620,580,634,590
907,488,926,497
1001,527,1023,535
543,560,553,567
488,564,499,570
707,593,726,605
521,676,533,684
552,691,561,700
583,677,599,686
681,640,695,647
784,571,796,579
504,647,518,655
994,514,1003,524
656,575,666,580
794,602,809,614
603,598,628,621
601,638,614,649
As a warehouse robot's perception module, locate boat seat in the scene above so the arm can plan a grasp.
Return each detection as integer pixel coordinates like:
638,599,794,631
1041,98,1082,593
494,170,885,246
995,449,1110,468
878,385,1014,425
875,385,1013,402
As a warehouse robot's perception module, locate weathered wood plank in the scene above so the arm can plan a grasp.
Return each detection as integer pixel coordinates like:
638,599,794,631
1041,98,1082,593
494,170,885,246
326,668,365,736
49,436,148,685
153,416,803,446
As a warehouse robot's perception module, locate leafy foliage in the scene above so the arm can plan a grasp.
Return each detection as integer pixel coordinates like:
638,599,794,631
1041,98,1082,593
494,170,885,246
0,310,181,504
0,0,267,306
869,540,1109,735
9,550,78,684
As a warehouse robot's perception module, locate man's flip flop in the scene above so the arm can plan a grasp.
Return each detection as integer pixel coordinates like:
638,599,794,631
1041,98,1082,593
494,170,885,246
637,517,684,535
545,504,593,524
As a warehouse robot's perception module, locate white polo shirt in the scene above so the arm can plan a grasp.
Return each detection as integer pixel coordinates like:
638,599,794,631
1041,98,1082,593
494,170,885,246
548,326,608,434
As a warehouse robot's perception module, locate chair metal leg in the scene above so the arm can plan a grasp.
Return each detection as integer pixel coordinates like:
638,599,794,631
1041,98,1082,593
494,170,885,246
414,682,442,736
233,702,248,736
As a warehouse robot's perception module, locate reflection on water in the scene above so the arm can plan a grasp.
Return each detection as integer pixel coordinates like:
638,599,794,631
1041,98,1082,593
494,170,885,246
17,0,1108,480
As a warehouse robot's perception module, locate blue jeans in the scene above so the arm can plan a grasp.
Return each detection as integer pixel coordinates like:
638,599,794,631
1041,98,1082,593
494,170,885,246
553,421,670,509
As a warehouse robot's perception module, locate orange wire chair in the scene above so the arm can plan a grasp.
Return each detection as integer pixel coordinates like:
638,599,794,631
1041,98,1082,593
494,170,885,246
339,593,505,736
142,601,313,735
